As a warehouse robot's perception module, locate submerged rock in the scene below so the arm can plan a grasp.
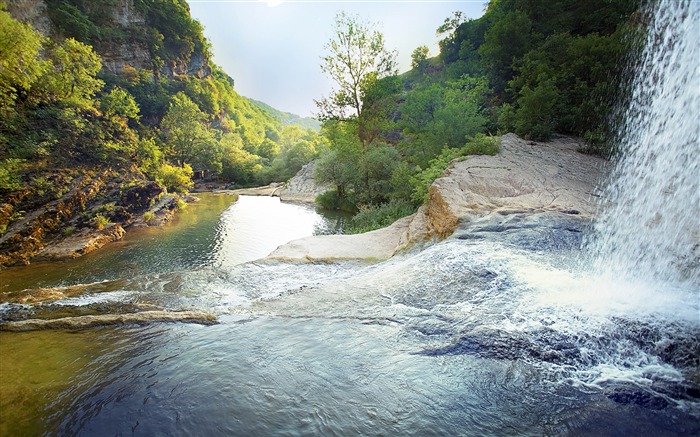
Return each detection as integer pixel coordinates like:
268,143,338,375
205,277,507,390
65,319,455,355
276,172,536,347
0,310,218,331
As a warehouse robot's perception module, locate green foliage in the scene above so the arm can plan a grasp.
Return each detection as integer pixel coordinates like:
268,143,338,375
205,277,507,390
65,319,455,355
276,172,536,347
143,211,154,223
355,144,399,205
92,213,110,230
176,198,187,210
433,0,638,151
136,137,164,177
411,45,430,71
132,0,211,66
0,158,23,190
315,190,357,213
161,92,215,167
38,38,104,108
101,87,140,121
0,9,46,109
399,76,490,167
316,11,398,122
513,77,559,140
345,199,416,234
155,163,193,193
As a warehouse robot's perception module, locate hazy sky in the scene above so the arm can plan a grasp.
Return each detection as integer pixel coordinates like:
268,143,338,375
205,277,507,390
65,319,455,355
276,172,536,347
188,1,487,117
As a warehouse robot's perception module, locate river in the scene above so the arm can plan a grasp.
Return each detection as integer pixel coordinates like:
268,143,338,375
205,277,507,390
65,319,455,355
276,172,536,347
1,194,697,435
0,194,346,293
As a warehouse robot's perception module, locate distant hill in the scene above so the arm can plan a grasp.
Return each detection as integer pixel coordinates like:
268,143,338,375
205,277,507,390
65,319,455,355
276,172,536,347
250,99,321,131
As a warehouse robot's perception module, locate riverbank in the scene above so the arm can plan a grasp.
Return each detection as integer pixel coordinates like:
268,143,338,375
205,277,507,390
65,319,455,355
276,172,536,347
264,133,608,262
0,169,168,268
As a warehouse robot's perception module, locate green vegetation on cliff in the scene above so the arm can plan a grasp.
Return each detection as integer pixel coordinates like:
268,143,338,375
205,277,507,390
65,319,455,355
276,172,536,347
312,1,640,232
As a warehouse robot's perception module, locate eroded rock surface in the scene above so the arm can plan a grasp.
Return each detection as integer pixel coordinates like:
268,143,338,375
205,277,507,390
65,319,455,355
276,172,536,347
0,310,217,331
279,160,331,203
267,134,608,262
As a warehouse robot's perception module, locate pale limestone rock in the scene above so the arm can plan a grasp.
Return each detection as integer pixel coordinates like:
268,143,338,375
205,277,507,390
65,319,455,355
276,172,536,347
266,215,413,262
266,134,608,262
279,160,331,203
408,133,607,243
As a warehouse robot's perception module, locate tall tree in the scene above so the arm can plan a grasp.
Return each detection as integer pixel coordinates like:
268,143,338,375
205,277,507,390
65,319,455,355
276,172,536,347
161,92,214,167
315,11,397,123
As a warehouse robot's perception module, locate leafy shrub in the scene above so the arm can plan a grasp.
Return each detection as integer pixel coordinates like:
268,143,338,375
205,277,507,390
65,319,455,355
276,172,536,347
155,163,193,193
176,198,187,210
462,134,500,156
143,211,154,223
315,190,357,213
346,200,417,234
92,213,109,230
0,159,23,191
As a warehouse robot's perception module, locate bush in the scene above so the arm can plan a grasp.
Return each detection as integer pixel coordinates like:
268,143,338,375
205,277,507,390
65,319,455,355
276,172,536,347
176,198,187,210
92,213,110,230
346,200,417,234
315,190,357,213
462,133,500,156
143,211,154,223
0,159,23,191
155,163,193,193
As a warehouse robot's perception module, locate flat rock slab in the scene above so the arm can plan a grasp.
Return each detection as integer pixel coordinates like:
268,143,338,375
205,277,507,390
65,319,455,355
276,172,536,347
410,133,608,241
266,215,413,262
0,310,218,331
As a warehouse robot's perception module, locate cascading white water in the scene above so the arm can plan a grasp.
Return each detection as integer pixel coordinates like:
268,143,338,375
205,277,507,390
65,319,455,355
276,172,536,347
588,1,699,290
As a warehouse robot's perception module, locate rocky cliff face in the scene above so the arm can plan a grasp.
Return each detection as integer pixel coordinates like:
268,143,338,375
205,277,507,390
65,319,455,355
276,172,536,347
5,0,51,35
6,0,210,78
0,169,185,268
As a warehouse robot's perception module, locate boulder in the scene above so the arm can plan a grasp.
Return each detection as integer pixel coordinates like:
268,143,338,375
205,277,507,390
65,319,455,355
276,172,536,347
279,160,331,203
406,133,607,244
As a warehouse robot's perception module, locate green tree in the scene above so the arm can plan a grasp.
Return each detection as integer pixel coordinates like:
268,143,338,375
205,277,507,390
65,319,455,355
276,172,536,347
0,8,46,108
156,163,193,193
38,38,104,108
161,92,214,167
101,87,140,121
514,77,560,141
411,45,430,71
316,11,397,122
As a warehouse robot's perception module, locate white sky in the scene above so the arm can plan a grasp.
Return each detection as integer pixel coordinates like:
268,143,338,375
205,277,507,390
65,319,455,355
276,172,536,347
189,0,487,117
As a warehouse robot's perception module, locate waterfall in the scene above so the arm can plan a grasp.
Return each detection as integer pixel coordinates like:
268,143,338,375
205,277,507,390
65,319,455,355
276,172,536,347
588,1,699,290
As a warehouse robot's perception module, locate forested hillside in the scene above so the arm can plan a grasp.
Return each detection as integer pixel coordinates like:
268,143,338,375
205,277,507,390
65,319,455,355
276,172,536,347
0,0,323,265
250,99,321,131
312,0,640,232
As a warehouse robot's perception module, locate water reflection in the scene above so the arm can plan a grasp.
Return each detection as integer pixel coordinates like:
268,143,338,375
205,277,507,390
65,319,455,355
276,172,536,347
0,194,348,293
